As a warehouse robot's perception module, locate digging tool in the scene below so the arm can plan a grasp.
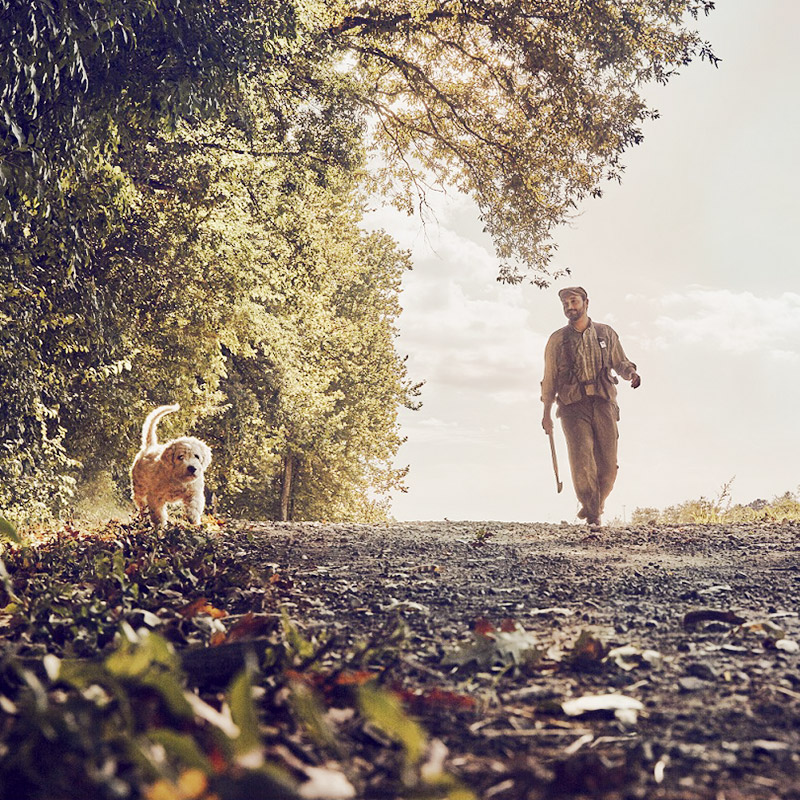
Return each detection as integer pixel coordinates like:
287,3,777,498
548,430,563,493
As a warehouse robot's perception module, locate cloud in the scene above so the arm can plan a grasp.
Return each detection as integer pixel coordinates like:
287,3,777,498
637,287,800,360
401,416,491,444
488,389,531,406
389,208,550,390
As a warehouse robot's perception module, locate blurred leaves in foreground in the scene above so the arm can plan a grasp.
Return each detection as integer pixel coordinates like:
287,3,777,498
0,521,474,799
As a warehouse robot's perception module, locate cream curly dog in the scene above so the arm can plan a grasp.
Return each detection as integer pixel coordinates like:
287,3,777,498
130,404,212,525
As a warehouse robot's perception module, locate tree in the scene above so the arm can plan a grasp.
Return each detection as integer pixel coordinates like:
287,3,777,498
323,0,718,282
48,70,418,522
0,0,301,518
193,146,421,521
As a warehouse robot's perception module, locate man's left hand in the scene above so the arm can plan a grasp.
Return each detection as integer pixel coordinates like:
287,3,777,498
630,372,641,389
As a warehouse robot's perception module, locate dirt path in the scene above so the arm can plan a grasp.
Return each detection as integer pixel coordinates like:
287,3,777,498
233,519,800,799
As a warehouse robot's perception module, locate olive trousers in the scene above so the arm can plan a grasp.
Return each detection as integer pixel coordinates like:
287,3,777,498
559,396,619,522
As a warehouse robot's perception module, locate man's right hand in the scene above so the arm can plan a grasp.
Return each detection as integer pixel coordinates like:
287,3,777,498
542,416,554,435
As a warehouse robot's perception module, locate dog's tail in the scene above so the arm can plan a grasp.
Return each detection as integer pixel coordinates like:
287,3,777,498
141,404,180,450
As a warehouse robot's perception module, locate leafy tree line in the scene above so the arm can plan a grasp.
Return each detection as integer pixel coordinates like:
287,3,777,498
1,0,718,521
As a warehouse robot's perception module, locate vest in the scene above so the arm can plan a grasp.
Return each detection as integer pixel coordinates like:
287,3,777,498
557,322,618,403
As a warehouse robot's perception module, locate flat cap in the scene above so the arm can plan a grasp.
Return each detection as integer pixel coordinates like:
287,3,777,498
557,286,588,301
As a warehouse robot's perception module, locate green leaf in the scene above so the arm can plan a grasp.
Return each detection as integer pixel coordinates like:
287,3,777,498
227,669,263,766
281,607,316,661
145,728,213,773
112,548,127,582
144,669,194,719
105,628,179,678
0,516,20,544
105,628,192,717
358,684,426,767
289,680,338,751
57,658,110,690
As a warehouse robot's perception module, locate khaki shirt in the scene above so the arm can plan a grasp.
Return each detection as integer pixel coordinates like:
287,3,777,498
541,320,637,408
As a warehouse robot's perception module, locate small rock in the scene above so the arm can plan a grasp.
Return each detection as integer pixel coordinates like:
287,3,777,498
678,677,708,693
721,644,748,654
697,584,732,596
685,662,717,681
752,740,791,755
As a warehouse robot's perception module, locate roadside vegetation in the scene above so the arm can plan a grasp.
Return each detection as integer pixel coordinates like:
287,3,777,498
630,481,800,525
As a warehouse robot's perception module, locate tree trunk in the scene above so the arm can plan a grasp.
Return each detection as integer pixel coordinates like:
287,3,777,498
280,455,294,521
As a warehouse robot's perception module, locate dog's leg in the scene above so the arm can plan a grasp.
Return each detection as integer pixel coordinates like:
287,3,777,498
148,500,168,527
132,486,147,515
131,489,150,524
184,494,205,526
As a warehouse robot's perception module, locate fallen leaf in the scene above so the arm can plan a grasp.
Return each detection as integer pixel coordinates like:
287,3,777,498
335,671,378,687
474,617,495,636
298,766,356,799
381,598,430,613
562,693,644,724
734,620,785,642
443,620,542,670
413,564,441,575
565,630,606,668
607,644,663,671
178,598,227,620
420,738,449,780
221,612,276,644
176,769,208,799
184,692,240,738
395,686,477,712
529,606,573,617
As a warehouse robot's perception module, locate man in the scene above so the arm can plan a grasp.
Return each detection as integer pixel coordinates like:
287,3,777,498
541,287,640,528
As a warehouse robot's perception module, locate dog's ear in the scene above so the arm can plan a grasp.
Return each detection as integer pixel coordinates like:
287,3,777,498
200,442,212,468
162,442,178,465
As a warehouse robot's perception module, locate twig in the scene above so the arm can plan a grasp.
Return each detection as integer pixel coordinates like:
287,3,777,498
481,727,593,738
770,685,800,702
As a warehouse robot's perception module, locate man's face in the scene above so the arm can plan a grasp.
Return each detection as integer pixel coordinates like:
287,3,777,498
562,293,588,322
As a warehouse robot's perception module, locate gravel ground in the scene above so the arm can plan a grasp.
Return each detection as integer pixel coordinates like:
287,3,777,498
230,519,800,800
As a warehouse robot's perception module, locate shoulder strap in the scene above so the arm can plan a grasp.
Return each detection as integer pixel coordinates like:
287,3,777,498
560,326,575,373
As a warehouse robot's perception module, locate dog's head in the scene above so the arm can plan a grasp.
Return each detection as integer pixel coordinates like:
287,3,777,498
164,437,212,481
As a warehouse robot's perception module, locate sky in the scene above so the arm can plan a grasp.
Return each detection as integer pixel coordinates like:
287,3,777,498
365,0,800,524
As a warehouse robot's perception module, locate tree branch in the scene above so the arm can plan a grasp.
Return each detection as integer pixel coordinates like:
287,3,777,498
349,42,516,157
